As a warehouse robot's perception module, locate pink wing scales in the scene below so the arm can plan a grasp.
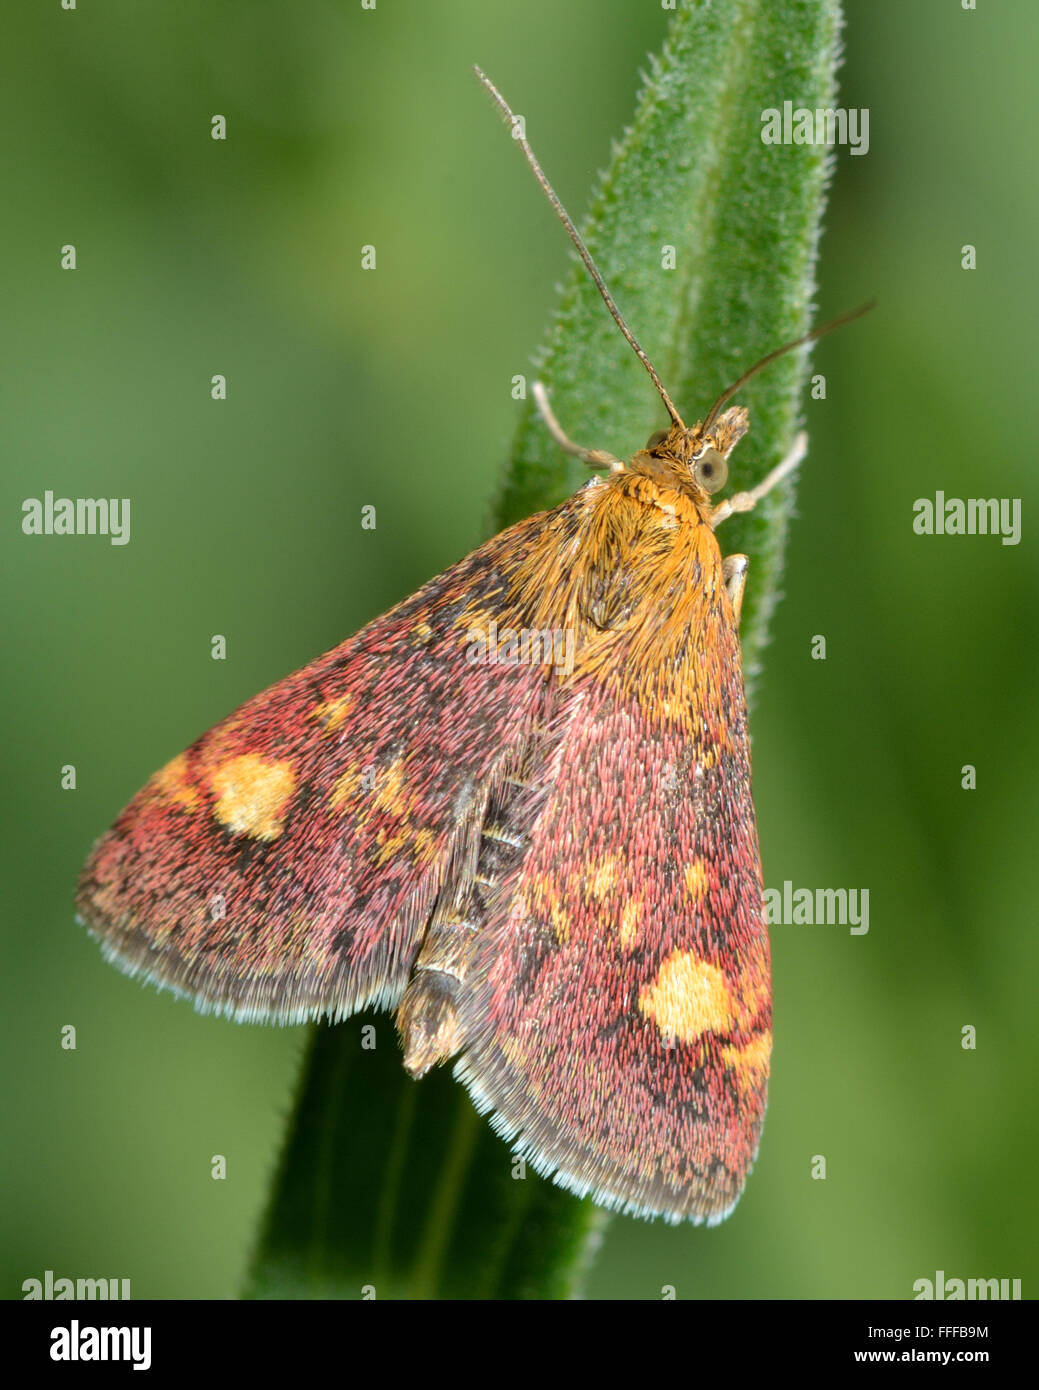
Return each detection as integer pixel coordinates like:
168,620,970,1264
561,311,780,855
454,657,772,1225
76,516,558,1023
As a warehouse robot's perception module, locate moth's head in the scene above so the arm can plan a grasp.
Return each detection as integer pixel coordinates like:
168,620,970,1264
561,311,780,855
640,405,750,502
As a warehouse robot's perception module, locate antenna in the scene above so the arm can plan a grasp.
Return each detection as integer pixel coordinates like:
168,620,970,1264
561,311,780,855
474,65,685,429
703,301,876,430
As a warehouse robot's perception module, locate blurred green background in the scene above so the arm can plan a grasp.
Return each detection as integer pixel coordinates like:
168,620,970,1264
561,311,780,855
3,0,1036,1300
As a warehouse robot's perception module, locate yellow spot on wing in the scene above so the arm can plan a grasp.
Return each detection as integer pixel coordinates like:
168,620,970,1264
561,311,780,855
586,854,620,900
684,859,709,903
210,754,296,841
721,1031,772,1093
619,899,640,950
733,937,771,1027
372,758,407,814
638,950,734,1043
525,873,570,944
310,694,354,733
331,754,440,867
152,753,200,811
375,825,437,867
457,606,496,636
542,886,569,945
330,764,363,811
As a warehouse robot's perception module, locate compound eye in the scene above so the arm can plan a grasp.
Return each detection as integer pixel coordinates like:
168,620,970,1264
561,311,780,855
692,445,728,494
645,429,668,449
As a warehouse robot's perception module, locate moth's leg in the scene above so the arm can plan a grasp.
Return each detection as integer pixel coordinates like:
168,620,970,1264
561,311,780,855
710,430,807,528
533,381,624,472
722,554,749,624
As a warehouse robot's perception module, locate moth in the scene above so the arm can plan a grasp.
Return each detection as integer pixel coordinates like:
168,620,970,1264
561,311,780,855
77,69,867,1225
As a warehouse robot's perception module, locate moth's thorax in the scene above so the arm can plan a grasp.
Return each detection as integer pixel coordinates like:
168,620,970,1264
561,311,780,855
517,454,739,715
604,462,712,530
620,455,714,524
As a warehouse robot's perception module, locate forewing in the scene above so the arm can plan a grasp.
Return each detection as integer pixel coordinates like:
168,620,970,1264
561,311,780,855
455,628,771,1225
76,516,557,1023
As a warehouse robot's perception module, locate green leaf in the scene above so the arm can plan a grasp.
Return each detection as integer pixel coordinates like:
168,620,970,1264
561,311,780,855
498,0,845,688
243,1019,608,1300
245,0,844,1301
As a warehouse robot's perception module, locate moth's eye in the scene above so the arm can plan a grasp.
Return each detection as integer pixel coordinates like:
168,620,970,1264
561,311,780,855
692,446,728,494
645,429,669,450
